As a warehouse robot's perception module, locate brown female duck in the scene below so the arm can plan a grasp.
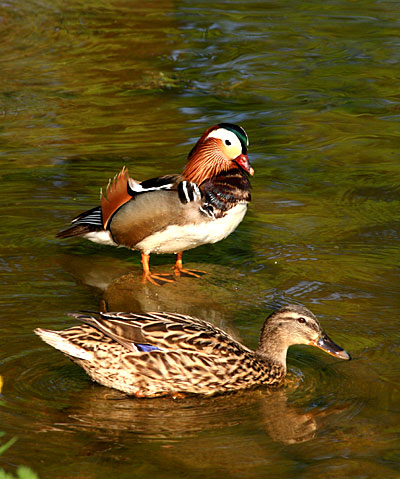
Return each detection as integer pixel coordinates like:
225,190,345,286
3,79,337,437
57,123,253,285
35,304,350,397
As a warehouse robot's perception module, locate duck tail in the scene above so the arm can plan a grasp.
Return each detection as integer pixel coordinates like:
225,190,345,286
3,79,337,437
34,328,92,360
56,224,94,238
56,205,108,240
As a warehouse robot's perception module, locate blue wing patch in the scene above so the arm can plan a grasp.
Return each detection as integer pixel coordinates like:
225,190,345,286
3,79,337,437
136,344,161,352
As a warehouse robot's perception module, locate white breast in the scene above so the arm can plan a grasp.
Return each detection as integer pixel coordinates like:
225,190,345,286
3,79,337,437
135,203,248,255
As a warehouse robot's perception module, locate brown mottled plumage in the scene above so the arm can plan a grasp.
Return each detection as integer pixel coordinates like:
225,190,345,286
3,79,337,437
35,305,350,397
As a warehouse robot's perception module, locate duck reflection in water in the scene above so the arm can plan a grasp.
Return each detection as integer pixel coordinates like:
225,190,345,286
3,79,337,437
39,384,340,448
57,253,244,329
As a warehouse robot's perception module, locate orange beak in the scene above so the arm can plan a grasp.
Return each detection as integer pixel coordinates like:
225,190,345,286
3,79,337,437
310,332,351,360
234,154,254,176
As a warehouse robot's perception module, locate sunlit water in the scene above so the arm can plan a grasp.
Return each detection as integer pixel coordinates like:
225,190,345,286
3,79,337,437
0,0,400,477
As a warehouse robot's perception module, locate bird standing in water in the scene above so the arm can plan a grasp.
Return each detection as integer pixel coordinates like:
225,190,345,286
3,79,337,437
57,123,254,285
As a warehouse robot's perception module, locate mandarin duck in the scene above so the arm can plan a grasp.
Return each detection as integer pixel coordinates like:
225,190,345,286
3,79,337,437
57,123,253,285
35,304,350,397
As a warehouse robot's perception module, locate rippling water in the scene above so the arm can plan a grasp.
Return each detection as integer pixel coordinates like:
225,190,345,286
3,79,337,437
1,0,400,477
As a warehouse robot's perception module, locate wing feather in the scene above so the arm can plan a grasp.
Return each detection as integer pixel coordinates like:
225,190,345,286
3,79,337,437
100,167,133,229
70,311,249,356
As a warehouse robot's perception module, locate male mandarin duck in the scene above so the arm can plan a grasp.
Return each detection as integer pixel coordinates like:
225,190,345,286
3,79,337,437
35,304,351,397
57,123,254,285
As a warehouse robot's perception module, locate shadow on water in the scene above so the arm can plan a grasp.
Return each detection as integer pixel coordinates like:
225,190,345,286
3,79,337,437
57,252,253,337
0,326,361,477
24,386,322,445
1,250,360,477
2,252,360,466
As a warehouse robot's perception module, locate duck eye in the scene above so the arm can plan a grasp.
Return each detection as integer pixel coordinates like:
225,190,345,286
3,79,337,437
297,317,306,324
225,139,231,146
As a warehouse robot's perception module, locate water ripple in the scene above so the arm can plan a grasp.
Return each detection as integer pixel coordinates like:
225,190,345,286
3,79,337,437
0,341,358,447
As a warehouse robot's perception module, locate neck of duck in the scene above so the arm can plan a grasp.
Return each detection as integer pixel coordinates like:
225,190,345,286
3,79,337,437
256,324,289,375
183,139,232,185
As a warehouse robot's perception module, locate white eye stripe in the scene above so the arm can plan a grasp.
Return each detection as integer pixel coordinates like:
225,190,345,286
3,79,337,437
206,128,242,151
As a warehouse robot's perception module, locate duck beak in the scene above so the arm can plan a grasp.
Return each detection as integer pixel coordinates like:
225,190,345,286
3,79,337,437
234,154,254,176
311,332,351,360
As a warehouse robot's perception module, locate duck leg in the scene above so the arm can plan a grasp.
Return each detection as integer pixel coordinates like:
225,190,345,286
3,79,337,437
141,254,174,286
173,252,207,278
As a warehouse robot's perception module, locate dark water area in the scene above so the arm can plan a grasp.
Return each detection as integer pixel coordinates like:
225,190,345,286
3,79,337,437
0,0,400,477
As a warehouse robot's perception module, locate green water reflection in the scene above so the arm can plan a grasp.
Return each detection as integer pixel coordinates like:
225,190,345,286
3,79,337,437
0,0,400,478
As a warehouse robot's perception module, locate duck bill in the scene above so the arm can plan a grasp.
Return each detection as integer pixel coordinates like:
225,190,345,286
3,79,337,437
234,154,254,176
311,332,351,360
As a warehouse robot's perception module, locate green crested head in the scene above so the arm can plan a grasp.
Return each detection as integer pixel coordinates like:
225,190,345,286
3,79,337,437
218,123,249,154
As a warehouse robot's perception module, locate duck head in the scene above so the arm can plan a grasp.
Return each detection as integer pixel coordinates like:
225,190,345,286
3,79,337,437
257,304,351,366
183,123,254,185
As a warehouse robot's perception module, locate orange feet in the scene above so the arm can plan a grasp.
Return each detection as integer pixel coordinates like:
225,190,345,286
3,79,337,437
141,253,174,286
140,253,205,284
173,267,207,278
173,252,207,278
171,392,186,399
142,270,175,286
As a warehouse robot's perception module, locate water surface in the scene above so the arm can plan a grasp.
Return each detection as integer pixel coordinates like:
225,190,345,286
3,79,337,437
1,0,400,477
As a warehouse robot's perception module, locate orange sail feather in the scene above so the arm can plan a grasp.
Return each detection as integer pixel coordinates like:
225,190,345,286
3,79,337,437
101,167,133,229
